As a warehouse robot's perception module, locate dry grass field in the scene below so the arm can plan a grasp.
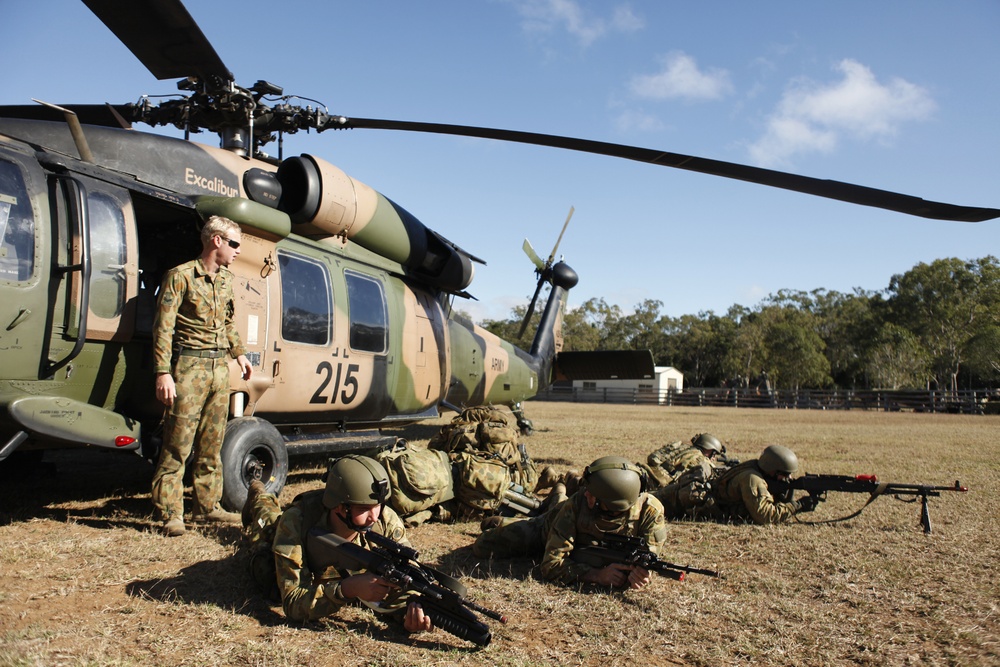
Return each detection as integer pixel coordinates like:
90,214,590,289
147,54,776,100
1,402,997,666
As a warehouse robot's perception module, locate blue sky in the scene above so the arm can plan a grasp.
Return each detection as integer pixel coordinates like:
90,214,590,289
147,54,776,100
5,1,999,323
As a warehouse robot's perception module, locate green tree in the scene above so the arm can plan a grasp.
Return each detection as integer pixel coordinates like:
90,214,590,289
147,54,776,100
619,299,666,359
886,256,1000,393
961,324,1000,386
664,311,738,387
761,306,831,389
812,288,883,389
864,323,930,389
723,303,830,390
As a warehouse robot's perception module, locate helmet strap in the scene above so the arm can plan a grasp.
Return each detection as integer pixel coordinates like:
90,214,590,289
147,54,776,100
335,503,379,533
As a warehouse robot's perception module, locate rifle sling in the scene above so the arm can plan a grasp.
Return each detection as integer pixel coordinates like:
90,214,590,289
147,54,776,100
793,482,890,527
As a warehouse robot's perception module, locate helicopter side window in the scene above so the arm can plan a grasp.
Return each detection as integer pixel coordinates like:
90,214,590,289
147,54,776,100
345,270,387,354
277,250,331,345
87,191,128,319
0,158,35,281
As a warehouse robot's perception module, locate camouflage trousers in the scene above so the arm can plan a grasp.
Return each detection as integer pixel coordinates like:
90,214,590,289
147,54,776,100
245,492,283,602
473,514,547,559
151,355,230,519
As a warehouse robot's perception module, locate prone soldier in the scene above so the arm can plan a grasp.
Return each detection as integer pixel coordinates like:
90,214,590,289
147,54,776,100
705,444,819,524
243,455,432,634
473,455,667,589
641,432,728,489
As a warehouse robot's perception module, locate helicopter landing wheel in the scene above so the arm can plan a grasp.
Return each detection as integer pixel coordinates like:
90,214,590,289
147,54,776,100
220,417,288,512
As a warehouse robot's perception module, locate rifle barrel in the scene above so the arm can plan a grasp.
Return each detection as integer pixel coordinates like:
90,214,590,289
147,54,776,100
661,562,720,578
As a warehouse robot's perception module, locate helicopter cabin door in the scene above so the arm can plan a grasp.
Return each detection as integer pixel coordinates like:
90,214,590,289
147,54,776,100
63,181,139,343
0,149,48,380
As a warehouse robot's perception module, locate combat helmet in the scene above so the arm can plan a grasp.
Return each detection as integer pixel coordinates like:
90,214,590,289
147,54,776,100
757,445,799,477
691,433,724,454
322,455,391,509
583,456,645,512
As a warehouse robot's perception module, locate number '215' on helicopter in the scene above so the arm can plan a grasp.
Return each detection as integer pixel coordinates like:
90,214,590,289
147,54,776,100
0,0,996,510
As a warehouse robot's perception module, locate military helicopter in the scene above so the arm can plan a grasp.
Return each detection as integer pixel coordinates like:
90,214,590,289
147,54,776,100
0,0,996,510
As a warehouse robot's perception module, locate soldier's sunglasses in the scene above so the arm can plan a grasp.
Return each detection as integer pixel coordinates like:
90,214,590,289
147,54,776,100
219,236,240,249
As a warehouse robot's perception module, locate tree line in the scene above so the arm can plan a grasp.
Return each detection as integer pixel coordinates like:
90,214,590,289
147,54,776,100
480,256,1000,392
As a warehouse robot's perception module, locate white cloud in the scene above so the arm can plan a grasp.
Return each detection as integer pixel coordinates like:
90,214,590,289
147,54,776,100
614,109,666,133
611,5,644,33
511,0,644,47
749,59,936,167
629,52,734,102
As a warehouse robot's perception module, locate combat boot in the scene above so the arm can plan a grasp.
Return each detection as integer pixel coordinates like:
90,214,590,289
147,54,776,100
563,469,583,496
242,480,268,529
404,509,434,528
162,516,185,537
193,506,242,524
534,465,560,491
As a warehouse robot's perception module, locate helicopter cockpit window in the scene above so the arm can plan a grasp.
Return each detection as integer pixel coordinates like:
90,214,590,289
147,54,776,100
345,271,387,354
277,251,331,345
87,191,127,319
0,159,35,282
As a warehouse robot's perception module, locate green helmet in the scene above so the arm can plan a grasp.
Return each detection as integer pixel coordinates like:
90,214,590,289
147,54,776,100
692,433,723,454
583,456,644,512
758,445,799,476
322,455,391,509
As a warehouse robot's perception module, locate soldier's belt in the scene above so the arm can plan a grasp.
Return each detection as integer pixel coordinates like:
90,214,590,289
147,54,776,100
177,348,227,359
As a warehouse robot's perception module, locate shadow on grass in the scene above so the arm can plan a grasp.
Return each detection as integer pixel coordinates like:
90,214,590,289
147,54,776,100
126,551,287,627
0,448,153,527
439,542,539,583
125,552,490,651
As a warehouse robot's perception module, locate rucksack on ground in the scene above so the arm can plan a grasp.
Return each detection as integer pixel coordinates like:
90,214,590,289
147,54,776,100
451,451,512,512
429,406,520,456
375,445,455,516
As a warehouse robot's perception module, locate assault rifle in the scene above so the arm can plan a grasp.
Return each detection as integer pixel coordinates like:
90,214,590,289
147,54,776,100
716,452,740,468
773,474,967,533
570,532,719,582
307,528,506,647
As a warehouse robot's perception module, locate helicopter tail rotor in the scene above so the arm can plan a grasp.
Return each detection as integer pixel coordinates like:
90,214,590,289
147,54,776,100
517,206,574,340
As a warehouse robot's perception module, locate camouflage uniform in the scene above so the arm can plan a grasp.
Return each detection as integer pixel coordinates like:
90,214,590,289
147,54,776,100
473,490,668,586
709,461,800,524
642,445,714,488
650,459,716,519
151,258,246,520
262,490,411,622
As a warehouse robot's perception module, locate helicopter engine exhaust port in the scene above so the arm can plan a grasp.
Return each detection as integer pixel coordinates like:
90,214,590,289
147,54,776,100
276,154,474,292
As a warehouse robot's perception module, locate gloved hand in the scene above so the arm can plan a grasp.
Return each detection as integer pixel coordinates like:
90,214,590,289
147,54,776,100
796,494,821,513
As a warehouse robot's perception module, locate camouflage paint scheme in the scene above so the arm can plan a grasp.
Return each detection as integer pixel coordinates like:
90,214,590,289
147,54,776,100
0,117,568,466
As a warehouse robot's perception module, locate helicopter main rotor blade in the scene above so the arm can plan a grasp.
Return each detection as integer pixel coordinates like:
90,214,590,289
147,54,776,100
333,117,1000,223
0,104,136,128
83,0,232,83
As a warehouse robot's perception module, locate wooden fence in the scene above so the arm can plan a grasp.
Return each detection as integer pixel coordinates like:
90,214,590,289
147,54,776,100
533,386,998,415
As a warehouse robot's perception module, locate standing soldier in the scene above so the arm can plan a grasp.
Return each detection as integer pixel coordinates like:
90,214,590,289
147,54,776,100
151,215,252,537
